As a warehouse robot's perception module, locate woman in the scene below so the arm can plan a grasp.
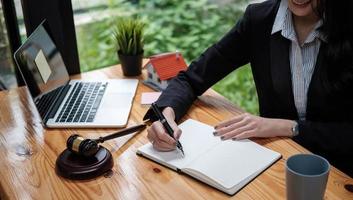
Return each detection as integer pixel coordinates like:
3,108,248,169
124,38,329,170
144,0,353,177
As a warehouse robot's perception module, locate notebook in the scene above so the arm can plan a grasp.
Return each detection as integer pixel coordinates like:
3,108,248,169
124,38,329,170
137,119,281,195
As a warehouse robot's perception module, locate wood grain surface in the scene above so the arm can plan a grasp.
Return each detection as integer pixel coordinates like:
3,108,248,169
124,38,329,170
0,64,352,200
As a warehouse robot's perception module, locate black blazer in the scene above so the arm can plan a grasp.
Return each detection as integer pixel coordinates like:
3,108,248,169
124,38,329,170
144,0,353,177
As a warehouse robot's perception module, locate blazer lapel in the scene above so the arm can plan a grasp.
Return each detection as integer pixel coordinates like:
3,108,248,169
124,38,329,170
270,32,298,117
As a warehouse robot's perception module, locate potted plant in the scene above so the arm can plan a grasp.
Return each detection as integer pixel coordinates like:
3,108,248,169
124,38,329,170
114,18,145,76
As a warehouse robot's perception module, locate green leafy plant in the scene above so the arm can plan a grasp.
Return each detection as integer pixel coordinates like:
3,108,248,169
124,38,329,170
113,18,145,55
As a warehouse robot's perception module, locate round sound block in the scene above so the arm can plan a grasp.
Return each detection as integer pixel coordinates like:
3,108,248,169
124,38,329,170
55,146,113,180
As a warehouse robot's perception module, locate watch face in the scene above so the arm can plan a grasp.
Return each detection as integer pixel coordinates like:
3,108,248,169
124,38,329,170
292,122,299,136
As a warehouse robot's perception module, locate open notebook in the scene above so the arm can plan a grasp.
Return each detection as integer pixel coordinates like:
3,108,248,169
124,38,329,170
137,119,281,195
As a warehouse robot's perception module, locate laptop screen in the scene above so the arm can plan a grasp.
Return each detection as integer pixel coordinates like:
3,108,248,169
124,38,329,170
14,21,70,119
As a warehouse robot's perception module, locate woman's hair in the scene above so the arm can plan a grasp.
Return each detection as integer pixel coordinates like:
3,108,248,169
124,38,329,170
316,0,353,94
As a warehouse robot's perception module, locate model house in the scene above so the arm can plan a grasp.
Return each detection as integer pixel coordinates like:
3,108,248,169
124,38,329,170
144,52,187,91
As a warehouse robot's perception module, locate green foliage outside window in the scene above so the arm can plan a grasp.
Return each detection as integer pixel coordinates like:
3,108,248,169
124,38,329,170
76,0,259,114
0,8,8,60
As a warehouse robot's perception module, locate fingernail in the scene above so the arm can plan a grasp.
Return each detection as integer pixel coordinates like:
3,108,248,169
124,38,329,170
221,136,225,140
213,131,218,136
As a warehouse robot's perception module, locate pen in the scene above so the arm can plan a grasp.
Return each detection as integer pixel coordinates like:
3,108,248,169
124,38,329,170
151,103,185,156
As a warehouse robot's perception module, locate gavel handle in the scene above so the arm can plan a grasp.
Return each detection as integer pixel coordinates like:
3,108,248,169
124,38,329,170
95,124,146,143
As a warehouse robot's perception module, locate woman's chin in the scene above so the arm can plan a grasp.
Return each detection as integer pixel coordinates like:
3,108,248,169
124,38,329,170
290,5,314,17
289,0,316,18
292,9,313,18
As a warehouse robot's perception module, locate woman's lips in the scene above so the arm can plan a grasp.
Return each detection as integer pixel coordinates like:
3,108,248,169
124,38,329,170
292,0,311,6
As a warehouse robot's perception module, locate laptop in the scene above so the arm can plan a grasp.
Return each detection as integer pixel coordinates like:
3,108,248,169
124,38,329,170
14,21,138,128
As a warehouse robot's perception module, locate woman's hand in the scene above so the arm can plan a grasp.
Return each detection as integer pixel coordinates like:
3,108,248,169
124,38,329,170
147,107,182,151
214,113,296,140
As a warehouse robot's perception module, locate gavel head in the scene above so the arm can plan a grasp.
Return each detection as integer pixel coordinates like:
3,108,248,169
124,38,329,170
66,134,100,157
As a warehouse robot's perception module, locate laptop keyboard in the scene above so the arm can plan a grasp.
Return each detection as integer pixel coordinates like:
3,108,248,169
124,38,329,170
55,82,107,123
36,86,64,118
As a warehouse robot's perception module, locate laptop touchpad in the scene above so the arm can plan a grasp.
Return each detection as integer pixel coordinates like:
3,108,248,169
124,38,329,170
100,93,133,108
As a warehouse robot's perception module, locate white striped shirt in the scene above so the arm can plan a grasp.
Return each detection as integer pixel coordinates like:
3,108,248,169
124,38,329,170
272,0,326,120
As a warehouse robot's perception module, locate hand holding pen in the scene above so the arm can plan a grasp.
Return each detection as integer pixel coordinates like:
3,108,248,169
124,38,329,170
147,104,184,155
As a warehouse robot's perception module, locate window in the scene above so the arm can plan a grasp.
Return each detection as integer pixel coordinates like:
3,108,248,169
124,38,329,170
0,3,15,89
0,0,26,89
71,0,258,114
72,0,121,72
148,72,152,79
71,0,249,73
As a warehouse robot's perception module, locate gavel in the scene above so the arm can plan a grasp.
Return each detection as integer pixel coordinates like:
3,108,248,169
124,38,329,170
66,124,146,157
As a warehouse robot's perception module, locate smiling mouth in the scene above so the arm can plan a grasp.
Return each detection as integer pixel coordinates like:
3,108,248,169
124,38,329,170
292,0,311,6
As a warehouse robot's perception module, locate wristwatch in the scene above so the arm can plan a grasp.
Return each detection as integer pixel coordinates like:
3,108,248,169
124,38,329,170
291,121,299,137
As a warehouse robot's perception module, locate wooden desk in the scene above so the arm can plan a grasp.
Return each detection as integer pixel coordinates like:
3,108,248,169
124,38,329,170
0,65,352,199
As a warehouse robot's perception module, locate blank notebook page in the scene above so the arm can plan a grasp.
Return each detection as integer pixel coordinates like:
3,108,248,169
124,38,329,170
185,139,281,190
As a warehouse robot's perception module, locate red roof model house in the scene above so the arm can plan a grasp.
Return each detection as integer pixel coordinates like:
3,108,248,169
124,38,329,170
144,52,187,91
